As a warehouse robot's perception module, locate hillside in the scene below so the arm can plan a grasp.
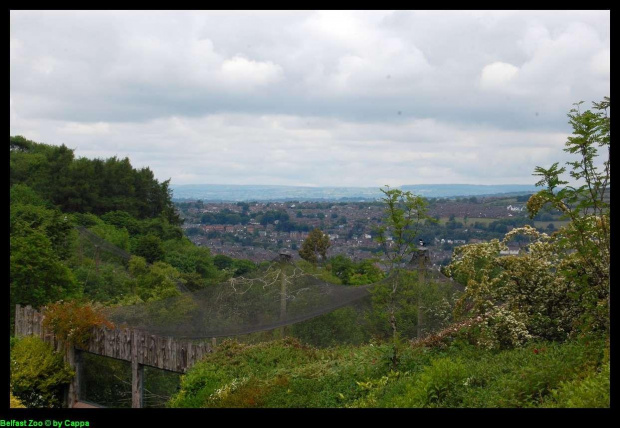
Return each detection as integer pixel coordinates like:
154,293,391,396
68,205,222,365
170,183,538,202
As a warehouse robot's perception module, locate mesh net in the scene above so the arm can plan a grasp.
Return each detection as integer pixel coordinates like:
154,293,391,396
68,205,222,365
104,258,386,338
76,226,132,261
77,226,464,343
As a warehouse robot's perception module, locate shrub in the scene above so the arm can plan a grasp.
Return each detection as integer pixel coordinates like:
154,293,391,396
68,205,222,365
458,337,607,408
10,392,26,408
542,342,609,409
10,336,74,408
42,301,114,348
544,361,609,408
395,357,467,407
289,306,369,347
477,306,533,350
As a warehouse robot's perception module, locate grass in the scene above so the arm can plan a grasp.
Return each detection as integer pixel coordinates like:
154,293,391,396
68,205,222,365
435,217,570,230
437,217,495,225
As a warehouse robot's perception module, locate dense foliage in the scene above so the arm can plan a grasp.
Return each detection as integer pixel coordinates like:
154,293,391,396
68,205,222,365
298,228,331,264
10,336,75,408
327,255,384,285
10,136,180,224
42,301,114,348
10,393,26,408
9,136,227,320
169,334,608,408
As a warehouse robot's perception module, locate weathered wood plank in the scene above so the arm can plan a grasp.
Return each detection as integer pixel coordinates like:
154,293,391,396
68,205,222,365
14,305,213,373
15,304,21,337
66,347,78,407
131,330,143,408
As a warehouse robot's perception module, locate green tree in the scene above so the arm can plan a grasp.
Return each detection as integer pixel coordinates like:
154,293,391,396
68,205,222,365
101,210,143,235
10,184,50,208
350,259,384,285
213,254,235,271
374,186,434,347
10,136,181,225
129,257,183,302
232,259,257,276
298,228,331,265
90,222,131,252
134,234,164,264
10,224,80,326
162,238,218,280
329,255,355,284
527,96,610,332
10,203,75,260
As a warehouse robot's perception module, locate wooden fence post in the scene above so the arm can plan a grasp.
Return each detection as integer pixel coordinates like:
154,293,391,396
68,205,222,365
131,330,144,408
66,346,81,407
14,304,21,337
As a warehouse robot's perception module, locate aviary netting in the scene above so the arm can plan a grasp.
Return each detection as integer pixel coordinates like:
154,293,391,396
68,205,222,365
76,226,463,342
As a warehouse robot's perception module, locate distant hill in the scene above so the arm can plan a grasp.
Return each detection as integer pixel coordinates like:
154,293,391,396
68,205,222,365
400,184,538,198
170,183,538,202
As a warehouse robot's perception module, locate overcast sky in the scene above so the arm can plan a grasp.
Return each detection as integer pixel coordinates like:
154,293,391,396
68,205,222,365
10,10,610,187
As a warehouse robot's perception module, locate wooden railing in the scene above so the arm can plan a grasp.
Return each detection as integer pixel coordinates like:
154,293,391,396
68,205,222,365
14,304,214,408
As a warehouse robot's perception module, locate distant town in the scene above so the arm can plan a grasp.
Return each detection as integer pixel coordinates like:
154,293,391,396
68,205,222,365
175,193,565,268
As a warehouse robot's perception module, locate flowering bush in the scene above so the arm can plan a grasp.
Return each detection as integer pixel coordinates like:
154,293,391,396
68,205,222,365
42,300,114,348
444,97,610,348
477,306,533,350
444,226,590,347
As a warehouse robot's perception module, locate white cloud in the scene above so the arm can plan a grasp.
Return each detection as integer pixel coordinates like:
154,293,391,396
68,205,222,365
590,48,610,76
8,110,578,187
480,62,520,91
59,122,111,135
9,10,610,187
218,56,283,91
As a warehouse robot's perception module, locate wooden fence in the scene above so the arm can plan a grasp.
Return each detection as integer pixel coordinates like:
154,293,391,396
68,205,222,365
14,304,214,408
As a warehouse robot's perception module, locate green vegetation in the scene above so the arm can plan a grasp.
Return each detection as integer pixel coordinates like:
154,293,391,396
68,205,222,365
169,334,608,408
9,136,227,316
10,393,26,408
10,336,75,408
372,186,435,364
9,137,231,408
298,228,331,265
445,97,610,347
10,136,180,224
327,255,384,285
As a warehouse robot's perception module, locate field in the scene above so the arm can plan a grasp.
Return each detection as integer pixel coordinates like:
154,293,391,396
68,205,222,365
437,217,570,230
